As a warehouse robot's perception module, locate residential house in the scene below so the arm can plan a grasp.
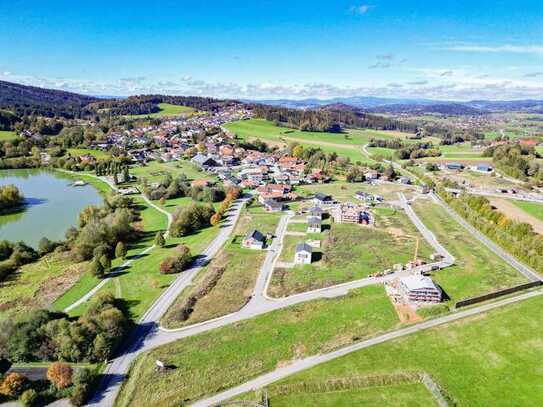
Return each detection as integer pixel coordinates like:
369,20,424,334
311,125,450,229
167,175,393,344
445,162,464,171
473,163,493,173
307,206,324,219
192,153,219,168
399,275,442,303
307,217,322,233
313,193,335,207
263,199,284,212
294,243,313,265
242,229,266,250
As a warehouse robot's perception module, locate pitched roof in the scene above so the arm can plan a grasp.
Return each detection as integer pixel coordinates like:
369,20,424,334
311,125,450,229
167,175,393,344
295,243,313,253
245,229,265,242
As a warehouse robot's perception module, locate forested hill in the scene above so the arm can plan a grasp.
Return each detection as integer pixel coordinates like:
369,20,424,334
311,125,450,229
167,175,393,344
0,80,99,118
90,95,238,116
251,103,419,133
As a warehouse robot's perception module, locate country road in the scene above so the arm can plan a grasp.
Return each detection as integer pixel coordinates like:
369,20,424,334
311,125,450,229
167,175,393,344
192,288,543,407
88,176,540,406
432,192,542,283
87,195,249,407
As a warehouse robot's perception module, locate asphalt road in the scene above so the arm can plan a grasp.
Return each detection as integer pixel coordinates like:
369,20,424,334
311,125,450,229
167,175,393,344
192,288,543,407
432,192,542,282
87,195,249,407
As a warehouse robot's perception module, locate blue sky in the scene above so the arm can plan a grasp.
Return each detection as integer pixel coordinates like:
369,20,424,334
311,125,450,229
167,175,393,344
2,0,543,100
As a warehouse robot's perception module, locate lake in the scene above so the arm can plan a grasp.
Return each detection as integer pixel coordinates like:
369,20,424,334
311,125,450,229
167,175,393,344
0,169,103,247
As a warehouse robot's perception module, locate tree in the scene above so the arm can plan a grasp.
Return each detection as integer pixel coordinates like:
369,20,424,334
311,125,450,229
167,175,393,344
99,255,111,271
47,362,73,389
88,258,105,278
115,241,127,260
292,144,304,158
0,373,27,398
210,212,221,226
383,165,397,180
154,232,166,248
113,173,119,185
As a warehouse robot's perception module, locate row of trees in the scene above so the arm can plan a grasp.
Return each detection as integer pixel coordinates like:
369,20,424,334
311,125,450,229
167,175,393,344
210,187,241,226
440,189,543,273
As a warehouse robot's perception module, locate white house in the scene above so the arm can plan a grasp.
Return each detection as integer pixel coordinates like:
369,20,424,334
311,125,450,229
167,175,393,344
294,243,312,264
242,229,266,250
399,275,442,303
307,216,322,233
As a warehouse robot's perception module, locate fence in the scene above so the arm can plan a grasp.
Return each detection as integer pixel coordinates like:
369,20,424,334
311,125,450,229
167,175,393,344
455,281,542,309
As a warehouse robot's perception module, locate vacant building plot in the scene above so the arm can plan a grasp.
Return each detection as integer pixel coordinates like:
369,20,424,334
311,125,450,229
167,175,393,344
125,103,196,119
489,198,543,234
116,285,400,407
268,207,434,297
299,182,413,202
267,294,543,406
162,205,281,328
411,199,526,303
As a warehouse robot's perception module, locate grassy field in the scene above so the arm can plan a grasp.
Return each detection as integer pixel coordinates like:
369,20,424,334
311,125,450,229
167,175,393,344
224,119,385,163
0,130,19,141
162,205,280,329
66,148,110,159
271,294,543,406
126,103,196,119
237,382,438,406
511,200,543,222
0,252,89,320
130,160,212,184
298,181,413,201
55,192,219,320
412,199,526,303
269,208,433,297
116,285,400,407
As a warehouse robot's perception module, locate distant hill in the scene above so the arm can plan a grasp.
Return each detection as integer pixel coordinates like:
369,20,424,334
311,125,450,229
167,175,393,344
0,80,100,118
248,96,543,115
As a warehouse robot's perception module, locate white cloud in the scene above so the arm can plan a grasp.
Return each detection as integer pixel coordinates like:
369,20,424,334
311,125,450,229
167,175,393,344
442,44,543,55
349,4,371,15
3,70,543,101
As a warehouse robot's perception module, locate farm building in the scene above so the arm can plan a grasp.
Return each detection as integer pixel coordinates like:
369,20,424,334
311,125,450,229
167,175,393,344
242,229,266,250
307,216,322,233
399,275,442,303
294,243,313,264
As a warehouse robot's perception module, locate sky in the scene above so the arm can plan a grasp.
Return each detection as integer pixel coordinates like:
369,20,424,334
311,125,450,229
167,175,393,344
2,0,543,100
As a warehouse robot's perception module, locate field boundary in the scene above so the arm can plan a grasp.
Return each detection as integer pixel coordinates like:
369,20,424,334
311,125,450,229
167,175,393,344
455,280,543,308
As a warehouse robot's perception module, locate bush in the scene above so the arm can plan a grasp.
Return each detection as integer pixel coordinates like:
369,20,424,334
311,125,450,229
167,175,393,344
19,388,38,407
0,372,27,398
38,237,59,256
47,362,73,389
88,258,105,278
154,232,166,248
115,241,127,259
159,245,192,274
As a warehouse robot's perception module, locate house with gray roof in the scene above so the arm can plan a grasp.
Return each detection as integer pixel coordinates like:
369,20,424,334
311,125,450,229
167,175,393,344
294,243,313,264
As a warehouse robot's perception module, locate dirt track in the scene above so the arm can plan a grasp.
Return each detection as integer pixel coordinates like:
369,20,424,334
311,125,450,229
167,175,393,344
490,198,543,234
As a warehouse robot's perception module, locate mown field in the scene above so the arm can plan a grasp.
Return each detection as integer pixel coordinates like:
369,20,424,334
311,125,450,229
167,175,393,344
236,381,438,406
130,160,213,185
224,119,396,163
116,284,400,407
511,200,543,222
126,103,196,118
269,208,434,297
162,205,281,329
412,199,526,303
66,148,110,159
263,294,543,407
0,130,19,141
